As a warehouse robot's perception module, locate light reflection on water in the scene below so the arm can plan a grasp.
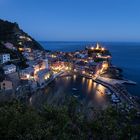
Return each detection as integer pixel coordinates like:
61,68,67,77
87,79,93,93
73,74,76,81
93,82,97,89
82,77,85,84
59,75,108,104
31,75,110,109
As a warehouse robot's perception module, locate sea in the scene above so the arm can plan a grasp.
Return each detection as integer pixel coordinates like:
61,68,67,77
40,41,140,97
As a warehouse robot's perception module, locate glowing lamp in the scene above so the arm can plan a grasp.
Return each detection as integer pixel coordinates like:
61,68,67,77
82,71,85,74
101,48,105,51
26,74,30,79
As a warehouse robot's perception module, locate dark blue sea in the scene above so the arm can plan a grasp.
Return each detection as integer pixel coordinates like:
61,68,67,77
40,41,140,97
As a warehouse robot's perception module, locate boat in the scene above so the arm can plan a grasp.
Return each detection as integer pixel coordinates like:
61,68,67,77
112,99,120,103
111,94,120,103
73,95,79,98
72,88,78,91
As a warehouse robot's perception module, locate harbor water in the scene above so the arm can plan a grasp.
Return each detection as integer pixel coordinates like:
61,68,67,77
30,75,110,109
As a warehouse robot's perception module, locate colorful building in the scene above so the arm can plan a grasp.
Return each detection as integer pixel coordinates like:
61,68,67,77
0,80,13,91
0,54,10,64
3,64,16,74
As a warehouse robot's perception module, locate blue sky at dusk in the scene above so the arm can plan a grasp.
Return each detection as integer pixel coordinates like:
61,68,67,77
0,0,140,41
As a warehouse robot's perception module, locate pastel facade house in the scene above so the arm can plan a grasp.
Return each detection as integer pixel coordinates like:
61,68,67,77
26,55,34,61
0,54,10,64
0,80,13,91
20,58,49,82
20,67,34,80
76,53,87,59
33,63,40,74
74,61,86,71
51,61,65,71
22,51,34,60
22,52,29,57
41,59,49,70
33,59,49,74
24,47,32,53
4,42,17,50
35,69,51,86
32,50,43,60
3,64,16,74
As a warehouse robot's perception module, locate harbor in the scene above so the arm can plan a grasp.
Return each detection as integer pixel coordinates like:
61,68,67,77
1,41,140,114
27,69,140,114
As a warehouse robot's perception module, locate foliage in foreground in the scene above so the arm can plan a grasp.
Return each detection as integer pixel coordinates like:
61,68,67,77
0,100,139,140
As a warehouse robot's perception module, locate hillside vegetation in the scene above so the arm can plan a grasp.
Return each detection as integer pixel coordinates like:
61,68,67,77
0,19,43,51
0,99,139,140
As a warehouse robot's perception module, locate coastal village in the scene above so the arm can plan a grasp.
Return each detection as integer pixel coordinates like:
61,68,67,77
0,18,140,139
0,33,140,114
0,19,140,117
1,0,140,138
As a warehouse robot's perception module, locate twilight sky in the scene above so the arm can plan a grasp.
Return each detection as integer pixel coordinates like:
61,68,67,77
0,0,140,41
